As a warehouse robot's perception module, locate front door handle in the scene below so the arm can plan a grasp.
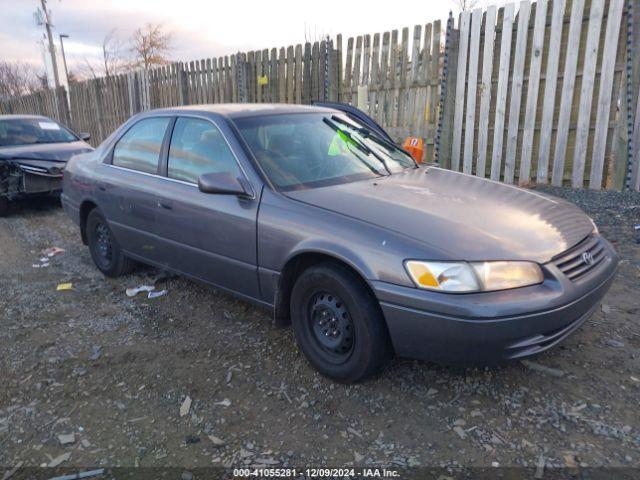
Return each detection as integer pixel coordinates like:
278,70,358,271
157,200,173,210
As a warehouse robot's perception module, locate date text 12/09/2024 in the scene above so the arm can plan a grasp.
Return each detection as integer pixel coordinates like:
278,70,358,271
233,468,401,477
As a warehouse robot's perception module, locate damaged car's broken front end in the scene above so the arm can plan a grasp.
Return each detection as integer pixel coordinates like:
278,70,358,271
0,115,93,216
0,158,66,198
0,159,21,200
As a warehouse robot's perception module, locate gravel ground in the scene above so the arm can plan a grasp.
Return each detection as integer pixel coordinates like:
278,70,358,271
0,187,639,476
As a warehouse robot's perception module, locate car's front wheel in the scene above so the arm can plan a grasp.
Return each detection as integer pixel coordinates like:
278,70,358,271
290,263,392,383
86,209,134,277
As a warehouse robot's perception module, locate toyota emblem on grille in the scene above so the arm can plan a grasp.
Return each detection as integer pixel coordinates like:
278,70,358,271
582,251,595,266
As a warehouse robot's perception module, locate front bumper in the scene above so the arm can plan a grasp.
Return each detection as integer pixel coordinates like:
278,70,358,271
374,236,618,363
1,161,63,199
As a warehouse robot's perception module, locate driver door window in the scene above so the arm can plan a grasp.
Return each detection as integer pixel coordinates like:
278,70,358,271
168,117,241,183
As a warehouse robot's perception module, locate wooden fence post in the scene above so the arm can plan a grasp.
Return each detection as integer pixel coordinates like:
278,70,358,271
633,83,640,190
462,8,483,175
437,12,458,170
589,0,625,188
626,0,639,190
303,43,311,104
537,0,567,184
91,79,105,142
328,39,340,102
610,0,638,190
518,0,548,184
179,62,189,105
490,3,515,181
56,86,71,126
450,11,470,172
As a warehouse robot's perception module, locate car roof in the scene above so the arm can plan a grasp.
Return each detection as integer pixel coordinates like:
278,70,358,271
145,103,336,119
0,114,52,121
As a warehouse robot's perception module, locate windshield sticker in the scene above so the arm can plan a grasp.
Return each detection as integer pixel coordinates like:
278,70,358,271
39,122,61,130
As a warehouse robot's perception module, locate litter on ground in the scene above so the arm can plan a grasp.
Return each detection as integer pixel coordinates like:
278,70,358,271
126,284,168,299
42,247,66,257
148,289,167,299
179,396,192,417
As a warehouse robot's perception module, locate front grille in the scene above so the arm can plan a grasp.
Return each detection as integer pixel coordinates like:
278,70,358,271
553,234,606,281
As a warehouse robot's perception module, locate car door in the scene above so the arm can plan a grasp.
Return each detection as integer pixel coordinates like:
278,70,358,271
153,116,260,299
95,116,172,262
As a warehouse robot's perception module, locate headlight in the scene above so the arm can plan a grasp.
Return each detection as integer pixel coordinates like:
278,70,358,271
404,261,480,292
405,260,543,293
470,261,543,291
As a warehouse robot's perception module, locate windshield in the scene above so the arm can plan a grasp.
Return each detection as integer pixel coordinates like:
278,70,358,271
234,113,416,191
0,118,78,147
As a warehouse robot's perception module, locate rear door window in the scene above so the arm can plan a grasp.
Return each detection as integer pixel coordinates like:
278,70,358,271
167,117,240,184
112,117,171,174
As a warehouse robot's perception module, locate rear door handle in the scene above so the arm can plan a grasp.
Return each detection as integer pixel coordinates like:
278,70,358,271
157,201,173,210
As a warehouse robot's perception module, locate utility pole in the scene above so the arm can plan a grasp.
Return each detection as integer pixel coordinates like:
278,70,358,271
39,0,60,89
59,34,70,86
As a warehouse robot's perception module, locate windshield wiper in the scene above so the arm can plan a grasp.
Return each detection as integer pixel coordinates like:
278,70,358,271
323,117,392,175
330,115,418,168
321,118,385,176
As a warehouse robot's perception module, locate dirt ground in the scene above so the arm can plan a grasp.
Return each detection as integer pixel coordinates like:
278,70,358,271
1,186,639,476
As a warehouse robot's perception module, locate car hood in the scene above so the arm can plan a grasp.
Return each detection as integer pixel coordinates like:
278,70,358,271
285,167,594,263
0,141,93,164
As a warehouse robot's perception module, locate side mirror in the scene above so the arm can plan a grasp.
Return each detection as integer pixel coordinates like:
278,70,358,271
198,172,250,197
79,132,91,142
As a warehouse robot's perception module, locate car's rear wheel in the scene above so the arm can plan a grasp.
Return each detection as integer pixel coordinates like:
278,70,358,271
86,209,134,277
290,263,392,383
0,196,11,217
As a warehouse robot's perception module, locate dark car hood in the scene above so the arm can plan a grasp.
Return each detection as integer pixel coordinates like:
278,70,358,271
0,141,93,164
285,167,594,263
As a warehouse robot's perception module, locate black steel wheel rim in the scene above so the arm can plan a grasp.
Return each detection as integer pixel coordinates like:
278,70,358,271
93,222,113,268
307,291,355,363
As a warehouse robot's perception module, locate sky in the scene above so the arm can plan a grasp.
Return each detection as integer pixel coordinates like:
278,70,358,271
0,0,465,80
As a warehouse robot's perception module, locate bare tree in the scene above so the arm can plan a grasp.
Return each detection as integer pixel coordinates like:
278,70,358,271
129,23,173,69
450,0,482,12
0,61,42,99
303,23,330,43
102,29,130,76
76,57,100,80
66,70,81,84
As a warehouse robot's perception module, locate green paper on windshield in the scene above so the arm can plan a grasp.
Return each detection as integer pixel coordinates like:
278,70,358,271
328,130,350,156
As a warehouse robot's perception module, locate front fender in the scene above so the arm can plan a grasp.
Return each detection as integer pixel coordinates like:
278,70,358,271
282,241,376,281
257,188,449,306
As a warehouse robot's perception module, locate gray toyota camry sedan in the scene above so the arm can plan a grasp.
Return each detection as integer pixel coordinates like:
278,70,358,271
61,104,618,383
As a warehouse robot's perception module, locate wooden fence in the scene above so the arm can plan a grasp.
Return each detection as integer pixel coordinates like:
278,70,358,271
0,87,71,127
1,0,638,191
446,0,636,190
340,23,446,161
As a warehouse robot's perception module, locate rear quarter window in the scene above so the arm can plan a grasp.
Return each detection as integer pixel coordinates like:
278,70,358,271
112,118,170,174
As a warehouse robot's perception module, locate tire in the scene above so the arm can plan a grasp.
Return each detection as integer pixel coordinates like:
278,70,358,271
86,208,134,277
0,196,11,217
290,262,392,383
